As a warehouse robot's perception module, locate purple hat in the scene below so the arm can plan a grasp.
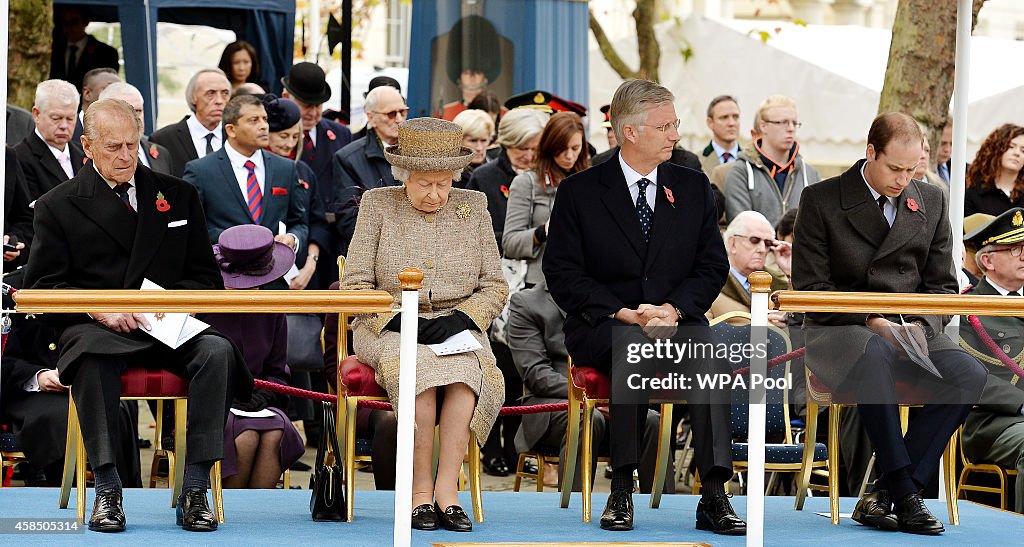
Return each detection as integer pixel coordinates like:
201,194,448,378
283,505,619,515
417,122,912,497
213,225,295,289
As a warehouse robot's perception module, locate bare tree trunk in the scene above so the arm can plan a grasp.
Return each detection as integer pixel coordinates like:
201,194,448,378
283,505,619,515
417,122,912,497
9,0,53,109
878,0,985,156
590,0,661,82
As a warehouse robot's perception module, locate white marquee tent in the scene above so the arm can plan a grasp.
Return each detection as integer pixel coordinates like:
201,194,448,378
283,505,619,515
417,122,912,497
589,15,1024,168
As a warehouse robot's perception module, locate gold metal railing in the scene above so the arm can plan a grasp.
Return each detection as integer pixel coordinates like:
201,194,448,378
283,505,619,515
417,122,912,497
13,289,394,314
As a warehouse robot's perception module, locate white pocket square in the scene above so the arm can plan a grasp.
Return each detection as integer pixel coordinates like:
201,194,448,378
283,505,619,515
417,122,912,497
167,219,188,228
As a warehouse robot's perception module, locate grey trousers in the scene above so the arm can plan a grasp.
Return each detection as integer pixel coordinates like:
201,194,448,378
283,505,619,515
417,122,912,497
985,421,1024,513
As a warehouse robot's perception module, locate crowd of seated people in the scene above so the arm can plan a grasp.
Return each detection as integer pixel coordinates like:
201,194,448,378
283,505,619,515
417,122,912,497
4,26,1024,542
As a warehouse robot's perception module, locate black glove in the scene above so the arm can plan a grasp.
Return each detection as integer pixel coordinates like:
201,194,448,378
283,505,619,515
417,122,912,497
418,311,474,345
384,314,402,333
232,388,279,413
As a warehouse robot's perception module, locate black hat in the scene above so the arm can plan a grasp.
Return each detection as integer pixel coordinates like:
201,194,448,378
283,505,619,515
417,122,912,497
445,15,502,84
281,62,332,105
364,75,401,98
965,207,1024,248
600,104,612,128
504,90,587,117
263,94,301,132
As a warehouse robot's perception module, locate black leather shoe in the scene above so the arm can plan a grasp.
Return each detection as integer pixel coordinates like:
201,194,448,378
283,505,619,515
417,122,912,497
176,489,217,532
522,461,539,475
894,493,944,535
696,494,747,535
852,489,898,531
481,456,510,477
88,489,126,533
411,503,438,530
600,489,634,531
435,502,472,532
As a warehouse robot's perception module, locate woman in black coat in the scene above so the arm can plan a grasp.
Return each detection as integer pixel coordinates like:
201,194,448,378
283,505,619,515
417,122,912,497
964,124,1024,216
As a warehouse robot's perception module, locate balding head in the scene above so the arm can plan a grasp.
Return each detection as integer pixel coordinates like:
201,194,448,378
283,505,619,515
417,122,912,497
99,83,146,137
82,68,120,112
82,99,141,183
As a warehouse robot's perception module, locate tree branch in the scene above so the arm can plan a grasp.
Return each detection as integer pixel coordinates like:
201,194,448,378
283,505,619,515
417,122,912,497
589,7,640,80
634,0,660,82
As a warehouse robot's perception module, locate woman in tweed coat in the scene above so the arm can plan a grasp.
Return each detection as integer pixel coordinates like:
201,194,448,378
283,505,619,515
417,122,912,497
340,118,508,532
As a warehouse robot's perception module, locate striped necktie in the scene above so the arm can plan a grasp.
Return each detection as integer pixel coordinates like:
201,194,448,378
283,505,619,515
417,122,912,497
303,130,314,160
244,160,263,223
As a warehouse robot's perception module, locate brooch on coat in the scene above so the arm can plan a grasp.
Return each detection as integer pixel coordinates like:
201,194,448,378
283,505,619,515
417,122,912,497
906,198,919,212
456,203,472,220
663,186,676,208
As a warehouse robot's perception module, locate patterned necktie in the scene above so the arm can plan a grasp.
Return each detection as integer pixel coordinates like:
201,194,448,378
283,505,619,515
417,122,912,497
303,130,314,160
204,133,216,156
244,160,264,223
722,151,732,163
636,178,654,242
112,183,134,212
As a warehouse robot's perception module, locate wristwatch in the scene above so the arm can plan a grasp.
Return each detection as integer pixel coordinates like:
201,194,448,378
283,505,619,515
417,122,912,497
309,255,319,263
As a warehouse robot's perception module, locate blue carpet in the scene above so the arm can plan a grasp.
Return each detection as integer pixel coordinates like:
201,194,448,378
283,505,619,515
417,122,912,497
0,488,1019,545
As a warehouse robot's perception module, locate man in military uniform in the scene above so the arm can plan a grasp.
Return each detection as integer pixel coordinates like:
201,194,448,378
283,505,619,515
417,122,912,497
959,207,1024,513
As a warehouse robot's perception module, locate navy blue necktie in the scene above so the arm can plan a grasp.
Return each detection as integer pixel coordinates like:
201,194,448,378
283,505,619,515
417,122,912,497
636,178,653,242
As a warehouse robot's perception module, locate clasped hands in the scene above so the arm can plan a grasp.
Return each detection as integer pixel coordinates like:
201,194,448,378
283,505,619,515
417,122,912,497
385,311,475,345
616,303,679,338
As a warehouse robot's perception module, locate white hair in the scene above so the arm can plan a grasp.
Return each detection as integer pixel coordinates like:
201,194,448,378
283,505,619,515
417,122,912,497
452,109,494,140
496,109,548,149
724,210,774,241
185,68,229,112
391,165,463,183
99,82,144,105
365,85,402,116
35,79,80,112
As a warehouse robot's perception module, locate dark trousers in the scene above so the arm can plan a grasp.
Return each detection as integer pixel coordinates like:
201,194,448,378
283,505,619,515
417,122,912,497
567,318,733,480
482,341,522,464
70,334,235,469
840,336,986,489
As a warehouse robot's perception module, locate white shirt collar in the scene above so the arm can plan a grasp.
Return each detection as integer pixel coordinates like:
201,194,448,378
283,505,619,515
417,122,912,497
711,140,739,162
223,141,264,171
860,162,894,206
36,128,68,156
618,152,658,188
92,164,135,190
729,267,751,293
186,115,222,141
985,277,1023,297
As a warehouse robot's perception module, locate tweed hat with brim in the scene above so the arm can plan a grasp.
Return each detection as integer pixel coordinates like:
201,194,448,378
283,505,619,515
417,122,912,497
383,117,474,172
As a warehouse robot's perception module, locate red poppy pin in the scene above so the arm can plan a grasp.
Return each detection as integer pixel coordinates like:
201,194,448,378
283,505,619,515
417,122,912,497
326,129,337,141
272,187,288,196
500,184,510,198
149,144,159,159
155,191,170,213
82,157,89,165
298,178,309,190
906,198,919,212
664,186,676,208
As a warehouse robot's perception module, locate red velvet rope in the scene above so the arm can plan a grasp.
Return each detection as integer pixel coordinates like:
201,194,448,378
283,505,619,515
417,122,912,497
731,347,806,377
966,315,1024,380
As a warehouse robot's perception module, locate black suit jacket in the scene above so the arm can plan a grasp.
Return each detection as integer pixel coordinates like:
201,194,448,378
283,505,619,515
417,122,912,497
14,132,85,202
149,117,205,178
138,137,173,175
543,152,728,356
49,35,120,90
4,147,35,267
23,165,252,399
299,118,352,211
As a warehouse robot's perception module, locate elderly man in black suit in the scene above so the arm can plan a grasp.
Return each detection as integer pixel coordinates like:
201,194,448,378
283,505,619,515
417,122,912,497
48,6,119,91
543,79,743,535
150,68,232,177
792,112,987,535
183,94,307,254
14,79,85,202
99,82,173,175
24,98,252,533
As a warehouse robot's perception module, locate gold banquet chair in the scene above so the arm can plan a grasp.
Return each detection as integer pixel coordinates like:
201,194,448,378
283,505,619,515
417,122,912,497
954,427,1020,510
560,357,675,522
333,257,484,522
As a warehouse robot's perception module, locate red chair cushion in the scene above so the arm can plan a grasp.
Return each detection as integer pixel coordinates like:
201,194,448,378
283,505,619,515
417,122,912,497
120,367,189,398
340,355,387,397
809,371,930,405
571,366,611,400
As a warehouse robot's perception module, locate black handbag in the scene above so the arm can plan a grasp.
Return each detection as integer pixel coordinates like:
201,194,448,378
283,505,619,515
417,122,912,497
287,313,324,370
310,402,347,522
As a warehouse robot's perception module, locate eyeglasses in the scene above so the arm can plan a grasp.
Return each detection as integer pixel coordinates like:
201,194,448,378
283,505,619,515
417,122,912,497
372,108,409,120
733,234,776,248
988,245,1024,258
762,119,803,129
642,119,681,133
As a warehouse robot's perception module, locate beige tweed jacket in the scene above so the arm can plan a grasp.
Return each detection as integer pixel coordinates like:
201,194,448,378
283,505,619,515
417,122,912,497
340,186,509,444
